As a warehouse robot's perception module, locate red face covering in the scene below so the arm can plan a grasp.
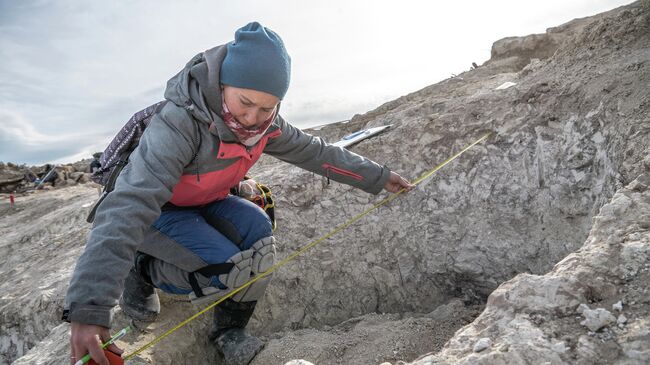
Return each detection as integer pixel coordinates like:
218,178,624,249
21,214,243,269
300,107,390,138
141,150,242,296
221,97,276,146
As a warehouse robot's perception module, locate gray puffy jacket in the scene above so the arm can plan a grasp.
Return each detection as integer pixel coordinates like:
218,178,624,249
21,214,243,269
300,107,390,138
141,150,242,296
64,44,390,327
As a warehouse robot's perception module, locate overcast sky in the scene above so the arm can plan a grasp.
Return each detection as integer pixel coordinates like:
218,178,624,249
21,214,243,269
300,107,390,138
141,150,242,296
0,0,633,165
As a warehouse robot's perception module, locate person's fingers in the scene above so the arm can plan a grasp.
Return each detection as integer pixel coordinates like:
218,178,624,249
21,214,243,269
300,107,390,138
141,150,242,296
394,177,413,192
384,172,415,193
401,176,415,191
71,338,85,365
70,334,75,365
97,325,124,357
402,179,415,191
106,342,124,356
88,334,109,365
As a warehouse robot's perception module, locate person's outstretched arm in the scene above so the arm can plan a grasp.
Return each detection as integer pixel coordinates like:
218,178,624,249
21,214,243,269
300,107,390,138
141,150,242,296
265,116,413,194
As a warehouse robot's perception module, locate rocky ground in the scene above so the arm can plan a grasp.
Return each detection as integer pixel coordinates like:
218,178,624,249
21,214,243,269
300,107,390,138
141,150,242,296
406,172,650,365
0,160,96,194
1,1,649,364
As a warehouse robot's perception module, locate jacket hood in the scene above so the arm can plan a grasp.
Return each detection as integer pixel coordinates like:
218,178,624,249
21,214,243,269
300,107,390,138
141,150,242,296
164,44,280,143
164,45,234,141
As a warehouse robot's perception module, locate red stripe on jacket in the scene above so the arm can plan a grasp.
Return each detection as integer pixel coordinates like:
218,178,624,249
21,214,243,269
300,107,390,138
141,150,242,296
169,129,282,206
322,163,364,181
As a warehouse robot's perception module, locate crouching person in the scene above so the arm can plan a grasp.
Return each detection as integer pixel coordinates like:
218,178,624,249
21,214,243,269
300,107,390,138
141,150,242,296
64,21,414,365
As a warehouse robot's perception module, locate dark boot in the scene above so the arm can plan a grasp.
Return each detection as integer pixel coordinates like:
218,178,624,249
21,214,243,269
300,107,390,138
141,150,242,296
215,328,264,365
119,253,160,322
212,299,263,365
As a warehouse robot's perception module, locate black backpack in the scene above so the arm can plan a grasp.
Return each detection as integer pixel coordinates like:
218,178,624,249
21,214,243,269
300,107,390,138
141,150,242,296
87,101,170,223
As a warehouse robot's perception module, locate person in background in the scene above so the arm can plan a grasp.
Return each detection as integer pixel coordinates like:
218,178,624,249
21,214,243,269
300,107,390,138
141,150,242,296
89,153,103,196
23,169,38,183
65,22,414,365
89,153,102,174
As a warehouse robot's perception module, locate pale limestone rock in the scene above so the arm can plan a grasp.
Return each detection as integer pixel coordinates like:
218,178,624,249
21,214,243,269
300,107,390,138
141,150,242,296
580,307,616,332
285,360,316,365
473,338,492,353
576,303,590,314
405,170,650,365
550,341,567,354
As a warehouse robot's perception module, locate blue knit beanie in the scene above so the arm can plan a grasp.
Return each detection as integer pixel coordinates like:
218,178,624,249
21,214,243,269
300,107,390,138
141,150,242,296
220,22,291,99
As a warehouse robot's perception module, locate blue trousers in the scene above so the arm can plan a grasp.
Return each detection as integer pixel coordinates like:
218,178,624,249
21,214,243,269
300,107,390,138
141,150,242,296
148,195,272,294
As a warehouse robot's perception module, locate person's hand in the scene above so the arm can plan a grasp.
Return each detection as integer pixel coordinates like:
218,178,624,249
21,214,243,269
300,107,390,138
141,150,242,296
70,322,123,365
383,171,415,193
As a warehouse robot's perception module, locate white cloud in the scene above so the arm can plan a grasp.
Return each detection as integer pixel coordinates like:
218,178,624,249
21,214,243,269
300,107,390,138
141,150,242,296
0,109,110,163
0,109,70,145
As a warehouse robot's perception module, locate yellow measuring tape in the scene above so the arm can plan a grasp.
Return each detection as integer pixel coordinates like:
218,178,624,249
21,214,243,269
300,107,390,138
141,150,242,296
124,131,492,360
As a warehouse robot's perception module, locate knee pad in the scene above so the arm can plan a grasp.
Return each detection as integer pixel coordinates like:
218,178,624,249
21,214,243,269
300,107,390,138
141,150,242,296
189,237,276,305
233,236,276,302
188,249,253,305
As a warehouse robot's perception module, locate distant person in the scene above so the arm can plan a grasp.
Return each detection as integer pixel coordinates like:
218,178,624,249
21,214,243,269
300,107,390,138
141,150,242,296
64,22,414,365
90,152,102,174
39,164,52,181
38,164,57,187
23,169,38,183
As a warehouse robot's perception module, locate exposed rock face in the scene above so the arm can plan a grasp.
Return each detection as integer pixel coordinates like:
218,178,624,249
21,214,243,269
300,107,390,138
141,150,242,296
406,173,650,365
2,1,649,365
489,34,562,71
0,163,29,193
0,186,95,364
